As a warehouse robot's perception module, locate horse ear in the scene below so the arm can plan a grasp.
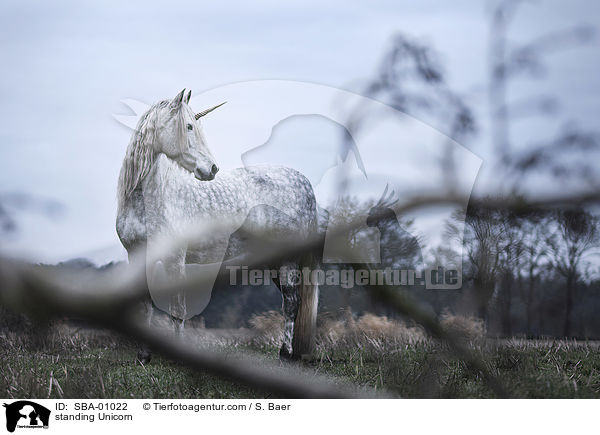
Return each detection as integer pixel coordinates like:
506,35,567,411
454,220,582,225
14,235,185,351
184,90,192,104
170,89,186,109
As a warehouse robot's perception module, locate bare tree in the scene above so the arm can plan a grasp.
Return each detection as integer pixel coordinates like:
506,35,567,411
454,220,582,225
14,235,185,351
493,210,524,336
517,211,551,335
547,208,600,337
448,204,503,325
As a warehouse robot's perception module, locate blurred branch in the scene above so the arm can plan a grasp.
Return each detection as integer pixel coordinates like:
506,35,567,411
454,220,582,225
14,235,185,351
365,33,476,142
507,126,600,185
6,189,600,398
506,25,594,78
488,0,596,167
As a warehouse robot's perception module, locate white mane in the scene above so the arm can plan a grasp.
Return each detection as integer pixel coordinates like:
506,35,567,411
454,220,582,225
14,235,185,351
117,100,188,212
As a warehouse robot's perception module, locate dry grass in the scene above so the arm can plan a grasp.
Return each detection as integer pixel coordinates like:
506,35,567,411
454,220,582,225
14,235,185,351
248,310,427,356
439,311,486,342
248,311,285,348
247,310,486,358
317,312,426,356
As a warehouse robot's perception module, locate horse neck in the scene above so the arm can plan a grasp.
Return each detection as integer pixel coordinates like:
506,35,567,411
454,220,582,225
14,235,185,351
147,154,239,208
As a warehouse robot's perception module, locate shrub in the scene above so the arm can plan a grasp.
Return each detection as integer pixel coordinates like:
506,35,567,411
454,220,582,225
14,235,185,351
439,311,486,341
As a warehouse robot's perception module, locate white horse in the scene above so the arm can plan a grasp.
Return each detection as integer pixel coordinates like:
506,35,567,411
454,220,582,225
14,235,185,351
116,89,319,362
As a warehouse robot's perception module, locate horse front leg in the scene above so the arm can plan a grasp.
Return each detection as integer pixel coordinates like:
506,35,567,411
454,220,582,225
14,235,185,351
145,298,155,328
163,250,187,336
147,246,187,337
136,296,156,364
128,247,154,364
135,300,153,364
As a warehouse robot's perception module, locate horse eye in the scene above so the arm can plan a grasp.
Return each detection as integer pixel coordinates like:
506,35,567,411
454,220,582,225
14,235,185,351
187,123,193,131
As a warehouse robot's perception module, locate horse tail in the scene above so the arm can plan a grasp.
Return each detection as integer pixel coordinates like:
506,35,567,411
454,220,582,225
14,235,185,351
292,252,319,359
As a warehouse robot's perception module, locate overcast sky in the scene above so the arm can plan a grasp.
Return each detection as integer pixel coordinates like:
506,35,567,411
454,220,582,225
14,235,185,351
0,0,598,264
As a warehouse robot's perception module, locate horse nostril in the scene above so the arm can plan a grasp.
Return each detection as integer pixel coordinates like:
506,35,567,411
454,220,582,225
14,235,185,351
211,164,219,175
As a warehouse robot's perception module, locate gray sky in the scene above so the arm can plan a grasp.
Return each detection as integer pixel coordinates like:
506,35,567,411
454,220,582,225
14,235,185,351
1,0,598,264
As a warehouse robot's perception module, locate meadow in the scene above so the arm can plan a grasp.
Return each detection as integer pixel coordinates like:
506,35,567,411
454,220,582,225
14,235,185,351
2,311,600,399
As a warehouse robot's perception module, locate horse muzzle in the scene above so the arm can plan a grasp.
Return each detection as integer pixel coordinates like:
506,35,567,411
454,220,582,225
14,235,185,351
194,164,219,181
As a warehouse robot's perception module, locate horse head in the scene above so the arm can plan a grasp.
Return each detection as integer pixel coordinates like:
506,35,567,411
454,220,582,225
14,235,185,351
153,88,224,181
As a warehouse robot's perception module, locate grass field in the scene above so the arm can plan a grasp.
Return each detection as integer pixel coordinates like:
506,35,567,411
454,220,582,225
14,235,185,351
3,313,600,399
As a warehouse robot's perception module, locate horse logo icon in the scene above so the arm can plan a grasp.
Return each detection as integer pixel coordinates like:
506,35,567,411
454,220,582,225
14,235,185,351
3,401,50,432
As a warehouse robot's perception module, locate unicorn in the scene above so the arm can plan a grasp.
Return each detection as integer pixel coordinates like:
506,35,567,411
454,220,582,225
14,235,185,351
116,89,320,361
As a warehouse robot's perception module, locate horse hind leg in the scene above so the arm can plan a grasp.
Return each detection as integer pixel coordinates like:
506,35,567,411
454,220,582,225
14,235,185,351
274,262,300,361
292,254,319,359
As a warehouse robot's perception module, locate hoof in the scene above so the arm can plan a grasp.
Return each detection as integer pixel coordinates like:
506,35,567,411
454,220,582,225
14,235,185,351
279,346,299,362
136,348,152,365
